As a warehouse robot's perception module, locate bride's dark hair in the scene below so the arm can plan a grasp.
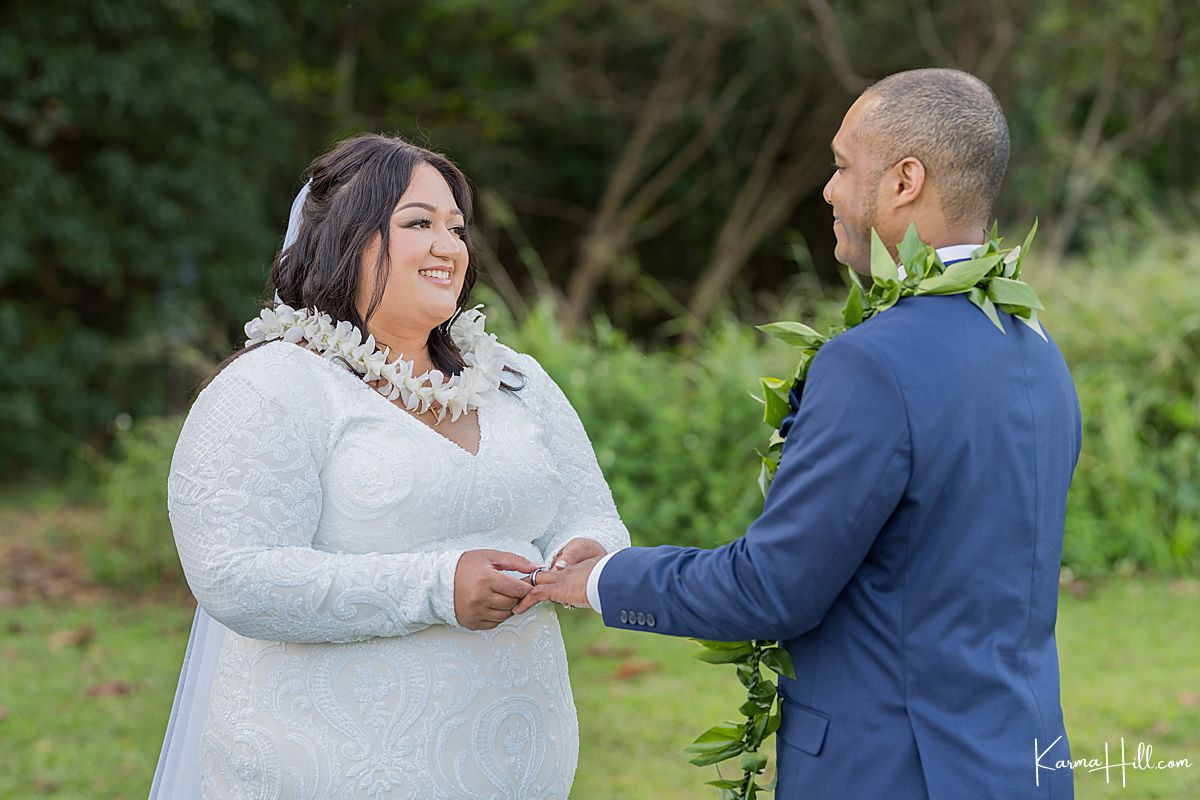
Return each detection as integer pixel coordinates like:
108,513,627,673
208,133,522,392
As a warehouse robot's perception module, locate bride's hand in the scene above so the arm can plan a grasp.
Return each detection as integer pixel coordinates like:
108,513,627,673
453,550,540,630
549,537,607,571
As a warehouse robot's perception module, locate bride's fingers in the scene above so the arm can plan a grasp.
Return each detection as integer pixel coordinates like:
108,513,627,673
532,568,561,586
490,574,533,600
485,604,516,619
487,552,540,574
551,539,605,570
512,586,557,615
489,591,524,610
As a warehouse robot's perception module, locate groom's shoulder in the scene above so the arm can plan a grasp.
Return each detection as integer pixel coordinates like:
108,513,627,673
810,295,980,385
837,294,978,353
825,297,921,355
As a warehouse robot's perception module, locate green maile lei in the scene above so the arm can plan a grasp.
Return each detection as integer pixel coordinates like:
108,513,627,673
685,220,1043,800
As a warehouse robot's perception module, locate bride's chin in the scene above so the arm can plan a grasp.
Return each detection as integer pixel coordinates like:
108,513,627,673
431,301,463,326
416,310,458,336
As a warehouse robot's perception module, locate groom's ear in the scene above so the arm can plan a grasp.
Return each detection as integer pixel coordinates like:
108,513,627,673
888,156,927,209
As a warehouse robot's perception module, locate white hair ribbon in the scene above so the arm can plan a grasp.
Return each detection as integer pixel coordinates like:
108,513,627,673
274,180,311,304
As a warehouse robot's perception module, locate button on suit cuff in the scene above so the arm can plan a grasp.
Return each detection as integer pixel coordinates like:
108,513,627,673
586,549,623,614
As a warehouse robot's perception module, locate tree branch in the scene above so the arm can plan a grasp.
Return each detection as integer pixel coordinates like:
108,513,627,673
908,0,955,66
803,0,871,93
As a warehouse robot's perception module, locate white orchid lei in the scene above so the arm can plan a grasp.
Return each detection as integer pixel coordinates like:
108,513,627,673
244,304,506,422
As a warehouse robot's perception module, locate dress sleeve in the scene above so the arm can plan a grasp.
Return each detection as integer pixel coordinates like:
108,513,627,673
517,354,632,563
167,368,466,644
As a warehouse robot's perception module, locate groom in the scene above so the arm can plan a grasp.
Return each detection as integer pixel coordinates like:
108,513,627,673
518,69,1080,799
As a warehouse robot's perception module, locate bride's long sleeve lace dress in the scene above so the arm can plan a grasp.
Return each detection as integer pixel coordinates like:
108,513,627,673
166,340,630,798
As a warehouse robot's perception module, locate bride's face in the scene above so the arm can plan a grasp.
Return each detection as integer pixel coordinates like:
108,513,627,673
356,163,469,343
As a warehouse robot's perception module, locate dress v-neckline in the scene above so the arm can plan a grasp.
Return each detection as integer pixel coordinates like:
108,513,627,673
290,342,488,458
395,401,485,458
361,381,487,459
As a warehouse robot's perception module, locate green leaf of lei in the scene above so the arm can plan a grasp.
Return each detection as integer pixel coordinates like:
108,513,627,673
756,321,825,348
869,229,899,282
896,222,926,274
915,254,1002,295
987,276,1044,310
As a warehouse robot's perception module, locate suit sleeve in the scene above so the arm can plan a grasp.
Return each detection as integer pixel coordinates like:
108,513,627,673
596,335,911,641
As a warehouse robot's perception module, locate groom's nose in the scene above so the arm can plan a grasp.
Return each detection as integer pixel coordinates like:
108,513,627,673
822,173,835,206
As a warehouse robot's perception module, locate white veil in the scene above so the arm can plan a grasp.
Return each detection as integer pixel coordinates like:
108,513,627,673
148,181,311,798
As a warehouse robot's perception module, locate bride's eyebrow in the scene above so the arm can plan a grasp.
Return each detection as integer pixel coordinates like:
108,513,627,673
393,202,464,217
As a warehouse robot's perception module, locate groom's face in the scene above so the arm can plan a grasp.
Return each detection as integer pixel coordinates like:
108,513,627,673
824,96,884,275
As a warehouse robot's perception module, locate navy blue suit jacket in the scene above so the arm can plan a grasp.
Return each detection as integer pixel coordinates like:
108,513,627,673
598,294,1081,799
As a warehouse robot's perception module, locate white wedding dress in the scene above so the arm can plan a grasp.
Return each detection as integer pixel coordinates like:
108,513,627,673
153,339,629,799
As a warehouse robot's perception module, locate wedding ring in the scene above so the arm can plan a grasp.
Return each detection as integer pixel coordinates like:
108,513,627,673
530,567,545,586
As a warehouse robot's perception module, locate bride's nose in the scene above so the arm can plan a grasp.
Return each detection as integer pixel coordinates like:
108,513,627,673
430,225,461,257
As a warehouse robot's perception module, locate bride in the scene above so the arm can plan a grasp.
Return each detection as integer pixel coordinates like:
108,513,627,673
150,133,630,798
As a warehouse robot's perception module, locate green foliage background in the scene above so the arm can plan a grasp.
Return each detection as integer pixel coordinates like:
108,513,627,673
2,6,1199,796
88,236,1200,585
4,0,1199,576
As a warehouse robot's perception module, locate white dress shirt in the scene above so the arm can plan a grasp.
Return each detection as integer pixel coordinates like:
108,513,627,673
584,243,982,615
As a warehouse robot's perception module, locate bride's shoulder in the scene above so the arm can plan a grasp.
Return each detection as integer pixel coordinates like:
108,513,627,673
202,341,345,409
230,340,336,380
493,342,550,386
178,342,341,455
491,343,574,409
183,342,347,445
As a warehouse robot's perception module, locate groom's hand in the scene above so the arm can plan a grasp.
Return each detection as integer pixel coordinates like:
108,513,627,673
453,550,540,630
513,556,600,614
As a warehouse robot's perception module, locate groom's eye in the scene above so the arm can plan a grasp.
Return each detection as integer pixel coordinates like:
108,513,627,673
831,162,846,173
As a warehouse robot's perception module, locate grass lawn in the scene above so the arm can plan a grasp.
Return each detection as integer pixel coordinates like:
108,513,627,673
1,577,1197,798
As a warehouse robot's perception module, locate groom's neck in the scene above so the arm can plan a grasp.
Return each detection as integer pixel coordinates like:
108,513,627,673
891,215,987,251
932,221,987,249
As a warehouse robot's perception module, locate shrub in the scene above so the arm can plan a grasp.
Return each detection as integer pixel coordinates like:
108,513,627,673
91,415,185,588
1040,233,1200,575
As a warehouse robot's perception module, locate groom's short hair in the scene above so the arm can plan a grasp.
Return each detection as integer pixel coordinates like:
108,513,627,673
858,69,1010,225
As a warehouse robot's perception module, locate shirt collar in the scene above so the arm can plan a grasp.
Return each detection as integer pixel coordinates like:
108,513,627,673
896,243,982,279
935,243,982,264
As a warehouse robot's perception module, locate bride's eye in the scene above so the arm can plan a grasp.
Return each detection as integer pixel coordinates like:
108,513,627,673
405,218,433,229
451,225,469,238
